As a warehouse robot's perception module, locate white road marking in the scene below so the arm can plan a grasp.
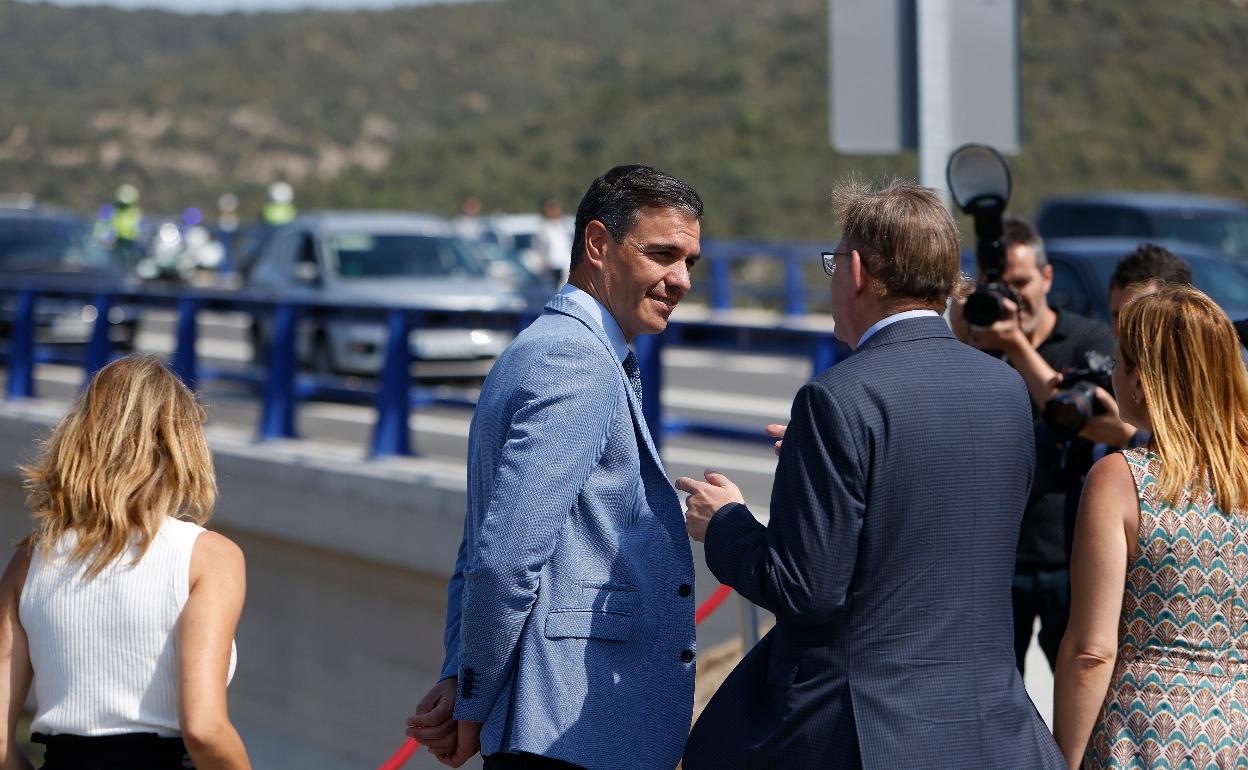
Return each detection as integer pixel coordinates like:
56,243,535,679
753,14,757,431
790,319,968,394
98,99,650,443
663,387,793,418
153,321,817,376
26,369,784,478
663,446,777,476
664,348,810,376
134,332,251,362
301,404,780,477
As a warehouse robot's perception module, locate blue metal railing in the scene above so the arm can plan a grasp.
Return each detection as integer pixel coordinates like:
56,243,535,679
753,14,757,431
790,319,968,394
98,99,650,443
216,226,832,317
699,238,832,316
0,281,849,457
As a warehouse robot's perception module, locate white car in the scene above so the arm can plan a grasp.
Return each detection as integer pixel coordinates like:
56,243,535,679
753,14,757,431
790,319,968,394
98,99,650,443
247,211,547,378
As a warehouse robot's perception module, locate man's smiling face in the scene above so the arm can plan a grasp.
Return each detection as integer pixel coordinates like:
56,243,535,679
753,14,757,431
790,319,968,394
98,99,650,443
597,206,701,341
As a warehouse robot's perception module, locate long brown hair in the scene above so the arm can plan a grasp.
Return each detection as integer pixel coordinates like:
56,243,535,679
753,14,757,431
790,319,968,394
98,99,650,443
21,354,216,578
1117,286,1248,511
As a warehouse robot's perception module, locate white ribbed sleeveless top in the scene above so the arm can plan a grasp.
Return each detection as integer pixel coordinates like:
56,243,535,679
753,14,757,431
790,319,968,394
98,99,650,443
19,517,237,737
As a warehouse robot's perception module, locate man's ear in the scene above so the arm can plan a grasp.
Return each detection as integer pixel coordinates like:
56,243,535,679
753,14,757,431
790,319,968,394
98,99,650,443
583,220,612,270
850,250,868,296
1041,263,1055,291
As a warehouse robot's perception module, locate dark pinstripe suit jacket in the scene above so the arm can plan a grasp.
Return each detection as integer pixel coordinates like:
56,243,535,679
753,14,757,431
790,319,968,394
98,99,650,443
685,316,1064,770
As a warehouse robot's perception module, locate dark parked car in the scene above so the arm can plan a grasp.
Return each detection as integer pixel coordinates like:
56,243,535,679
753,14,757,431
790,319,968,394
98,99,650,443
1036,193,1248,265
0,209,138,348
962,237,1248,324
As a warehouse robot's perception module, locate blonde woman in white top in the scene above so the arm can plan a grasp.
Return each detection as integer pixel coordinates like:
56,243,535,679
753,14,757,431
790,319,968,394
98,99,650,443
0,354,249,770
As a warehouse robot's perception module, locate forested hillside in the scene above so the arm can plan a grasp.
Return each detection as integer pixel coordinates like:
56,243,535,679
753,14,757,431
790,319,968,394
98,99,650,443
2,0,1246,237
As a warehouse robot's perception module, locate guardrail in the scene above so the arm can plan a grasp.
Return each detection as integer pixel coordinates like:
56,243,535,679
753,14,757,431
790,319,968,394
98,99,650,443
699,238,832,316
215,225,833,317
0,281,849,454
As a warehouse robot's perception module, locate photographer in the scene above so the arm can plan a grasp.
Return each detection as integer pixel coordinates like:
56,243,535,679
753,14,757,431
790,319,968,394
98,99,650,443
1078,243,1198,449
951,217,1114,675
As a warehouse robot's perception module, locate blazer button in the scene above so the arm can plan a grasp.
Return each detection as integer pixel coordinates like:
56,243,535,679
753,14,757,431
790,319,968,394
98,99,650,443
678,584,692,597
681,649,694,664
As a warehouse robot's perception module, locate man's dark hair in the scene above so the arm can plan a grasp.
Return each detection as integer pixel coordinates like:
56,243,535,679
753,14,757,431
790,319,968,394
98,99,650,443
1109,243,1193,289
1002,216,1047,267
570,165,703,272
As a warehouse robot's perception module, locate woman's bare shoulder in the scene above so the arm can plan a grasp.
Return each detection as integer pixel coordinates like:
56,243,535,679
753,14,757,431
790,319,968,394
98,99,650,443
190,531,245,577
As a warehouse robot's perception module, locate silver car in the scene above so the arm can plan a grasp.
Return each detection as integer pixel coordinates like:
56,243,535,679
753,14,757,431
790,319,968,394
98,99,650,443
247,212,544,378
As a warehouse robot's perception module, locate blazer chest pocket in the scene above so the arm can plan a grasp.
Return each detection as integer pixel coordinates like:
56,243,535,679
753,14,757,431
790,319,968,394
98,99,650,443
544,582,636,641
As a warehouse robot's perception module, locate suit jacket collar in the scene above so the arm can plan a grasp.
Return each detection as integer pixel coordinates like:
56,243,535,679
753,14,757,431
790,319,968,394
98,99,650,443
543,293,670,476
555,284,630,362
855,315,954,352
544,293,619,358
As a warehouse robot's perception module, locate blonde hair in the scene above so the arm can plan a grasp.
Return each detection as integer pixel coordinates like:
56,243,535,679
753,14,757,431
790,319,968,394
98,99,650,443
1118,286,1248,512
21,354,216,578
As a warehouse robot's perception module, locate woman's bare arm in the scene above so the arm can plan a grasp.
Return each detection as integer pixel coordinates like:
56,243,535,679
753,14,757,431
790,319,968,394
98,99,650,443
177,531,250,770
1053,453,1136,767
0,548,35,770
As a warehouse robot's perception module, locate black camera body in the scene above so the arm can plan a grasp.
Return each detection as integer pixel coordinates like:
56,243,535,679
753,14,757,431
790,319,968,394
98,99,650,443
964,279,1017,327
1042,353,1115,435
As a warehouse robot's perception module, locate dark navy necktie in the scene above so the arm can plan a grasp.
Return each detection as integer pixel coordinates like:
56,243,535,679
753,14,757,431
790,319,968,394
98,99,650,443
622,351,644,404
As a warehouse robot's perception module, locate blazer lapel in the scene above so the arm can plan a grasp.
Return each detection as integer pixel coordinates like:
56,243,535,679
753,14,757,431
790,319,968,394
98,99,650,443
543,295,670,477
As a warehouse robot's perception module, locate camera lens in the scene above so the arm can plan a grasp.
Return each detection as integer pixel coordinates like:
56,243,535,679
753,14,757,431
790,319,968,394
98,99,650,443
965,290,1005,327
1043,382,1098,435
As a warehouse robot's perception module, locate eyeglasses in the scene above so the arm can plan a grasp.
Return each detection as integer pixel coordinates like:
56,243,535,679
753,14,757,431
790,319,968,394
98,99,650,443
821,251,852,277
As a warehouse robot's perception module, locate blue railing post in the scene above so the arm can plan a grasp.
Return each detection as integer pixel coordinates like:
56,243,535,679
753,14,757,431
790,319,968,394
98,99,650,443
216,225,237,278
784,256,807,316
259,303,299,440
83,292,114,383
634,330,664,452
171,296,199,390
6,290,36,399
372,309,412,457
710,258,732,311
811,333,842,375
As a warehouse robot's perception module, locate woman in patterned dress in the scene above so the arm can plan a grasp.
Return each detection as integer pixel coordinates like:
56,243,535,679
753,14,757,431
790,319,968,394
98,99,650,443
1054,285,1248,769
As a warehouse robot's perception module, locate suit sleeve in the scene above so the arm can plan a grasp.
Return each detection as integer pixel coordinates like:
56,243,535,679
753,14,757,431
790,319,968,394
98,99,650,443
704,381,866,624
452,344,620,722
438,516,469,681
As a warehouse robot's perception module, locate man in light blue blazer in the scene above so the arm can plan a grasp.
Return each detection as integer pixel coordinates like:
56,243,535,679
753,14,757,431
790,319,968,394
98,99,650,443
407,165,703,770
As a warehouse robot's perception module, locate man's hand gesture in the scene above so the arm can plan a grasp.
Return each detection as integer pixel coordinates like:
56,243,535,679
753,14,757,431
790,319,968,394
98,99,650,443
765,423,786,457
676,470,745,542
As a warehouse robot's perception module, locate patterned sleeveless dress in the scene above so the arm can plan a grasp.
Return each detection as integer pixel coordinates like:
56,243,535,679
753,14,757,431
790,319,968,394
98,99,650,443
1085,448,1248,769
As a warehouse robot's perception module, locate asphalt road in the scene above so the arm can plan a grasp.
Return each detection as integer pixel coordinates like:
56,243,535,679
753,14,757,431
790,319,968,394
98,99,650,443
5,307,1054,724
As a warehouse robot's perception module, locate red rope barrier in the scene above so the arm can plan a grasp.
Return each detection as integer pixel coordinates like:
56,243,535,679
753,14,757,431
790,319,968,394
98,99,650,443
377,738,419,770
695,584,734,624
378,584,736,769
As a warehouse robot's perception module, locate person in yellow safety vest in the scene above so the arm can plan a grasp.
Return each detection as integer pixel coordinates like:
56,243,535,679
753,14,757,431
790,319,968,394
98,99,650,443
111,184,143,242
262,182,296,226
98,184,145,266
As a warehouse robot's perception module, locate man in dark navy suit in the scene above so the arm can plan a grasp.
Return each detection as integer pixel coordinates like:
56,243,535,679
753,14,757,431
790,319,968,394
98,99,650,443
678,180,1063,769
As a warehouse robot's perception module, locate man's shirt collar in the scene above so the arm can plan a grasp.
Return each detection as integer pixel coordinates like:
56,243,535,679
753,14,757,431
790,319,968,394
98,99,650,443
856,309,940,348
559,283,631,363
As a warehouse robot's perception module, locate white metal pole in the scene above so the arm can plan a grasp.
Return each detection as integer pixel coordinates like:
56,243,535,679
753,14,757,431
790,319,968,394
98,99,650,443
917,0,953,209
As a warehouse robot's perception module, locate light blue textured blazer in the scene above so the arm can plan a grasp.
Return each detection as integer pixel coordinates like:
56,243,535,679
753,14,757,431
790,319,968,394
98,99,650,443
440,292,697,770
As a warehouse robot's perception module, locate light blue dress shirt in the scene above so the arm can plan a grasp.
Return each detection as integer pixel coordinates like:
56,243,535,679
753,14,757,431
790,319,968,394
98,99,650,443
558,283,630,363
856,309,941,348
